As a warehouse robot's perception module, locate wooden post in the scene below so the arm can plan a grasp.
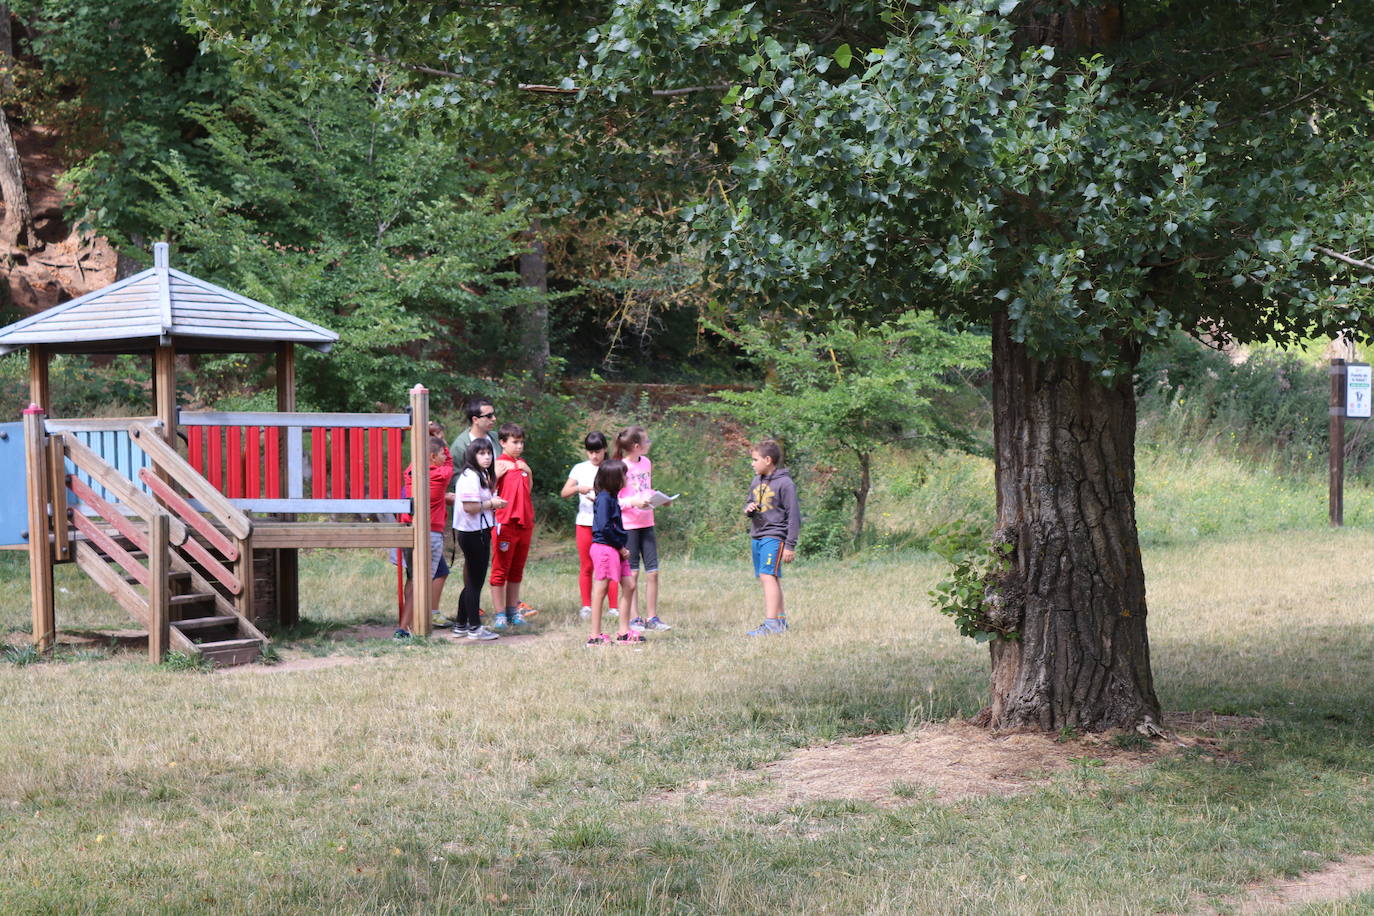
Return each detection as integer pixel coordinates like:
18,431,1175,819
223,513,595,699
154,344,177,447
410,384,430,637
1331,358,1346,528
148,513,170,663
274,344,299,627
23,404,54,652
47,433,69,563
235,535,255,632
27,345,49,414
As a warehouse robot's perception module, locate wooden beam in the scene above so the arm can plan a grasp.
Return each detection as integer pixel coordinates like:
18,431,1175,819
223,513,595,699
179,411,409,428
410,384,430,637
274,344,299,627
153,345,177,446
28,346,49,414
47,433,70,563
276,344,296,412
235,536,255,635
23,404,54,652
250,523,414,549
148,514,170,662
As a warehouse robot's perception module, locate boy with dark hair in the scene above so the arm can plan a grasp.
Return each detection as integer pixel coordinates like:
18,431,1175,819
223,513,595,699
743,438,800,636
396,434,455,638
490,422,538,628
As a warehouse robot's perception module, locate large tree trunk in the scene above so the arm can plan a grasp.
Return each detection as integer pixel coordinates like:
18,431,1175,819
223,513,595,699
983,313,1161,731
518,220,550,383
0,4,34,255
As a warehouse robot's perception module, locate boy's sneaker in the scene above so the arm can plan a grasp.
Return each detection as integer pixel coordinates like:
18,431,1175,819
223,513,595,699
615,631,645,645
511,610,527,626
746,618,788,637
586,633,612,647
393,627,412,640
451,624,470,636
467,626,500,641
492,613,508,630
628,616,647,632
641,616,671,631
515,601,540,618
579,605,593,620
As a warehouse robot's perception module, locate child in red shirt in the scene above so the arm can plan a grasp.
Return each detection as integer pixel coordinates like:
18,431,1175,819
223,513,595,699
490,423,538,628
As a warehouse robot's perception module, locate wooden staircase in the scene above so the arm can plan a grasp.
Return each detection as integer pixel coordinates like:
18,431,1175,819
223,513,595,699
57,429,266,667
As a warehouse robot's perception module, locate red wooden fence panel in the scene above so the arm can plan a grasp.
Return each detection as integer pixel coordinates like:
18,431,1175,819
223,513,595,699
311,428,326,498
265,427,281,499
227,426,243,498
368,428,383,498
245,427,262,499
330,427,346,498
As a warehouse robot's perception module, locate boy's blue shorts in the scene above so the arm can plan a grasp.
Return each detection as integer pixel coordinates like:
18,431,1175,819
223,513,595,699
752,537,783,578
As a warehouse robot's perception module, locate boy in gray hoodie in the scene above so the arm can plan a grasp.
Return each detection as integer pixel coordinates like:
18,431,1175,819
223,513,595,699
743,439,801,636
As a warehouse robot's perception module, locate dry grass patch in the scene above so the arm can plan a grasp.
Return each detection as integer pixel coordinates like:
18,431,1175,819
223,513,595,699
658,712,1261,812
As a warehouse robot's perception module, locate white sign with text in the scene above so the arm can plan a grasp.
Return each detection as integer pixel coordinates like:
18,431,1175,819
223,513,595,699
1348,364,1372,418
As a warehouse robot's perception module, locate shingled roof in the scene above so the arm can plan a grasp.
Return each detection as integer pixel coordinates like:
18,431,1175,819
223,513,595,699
0,243,338,355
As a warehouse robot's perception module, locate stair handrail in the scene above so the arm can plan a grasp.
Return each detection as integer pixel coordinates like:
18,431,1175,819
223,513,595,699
62,434,190,546
129,423,252,540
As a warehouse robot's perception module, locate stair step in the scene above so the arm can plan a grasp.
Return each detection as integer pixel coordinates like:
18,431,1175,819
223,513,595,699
124,570,191,585
171,615,238,632
196,638,263,668
170,592,216,606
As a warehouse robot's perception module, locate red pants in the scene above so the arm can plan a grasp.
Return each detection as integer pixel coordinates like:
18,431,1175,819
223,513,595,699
576,524,618,608
490,523,532,586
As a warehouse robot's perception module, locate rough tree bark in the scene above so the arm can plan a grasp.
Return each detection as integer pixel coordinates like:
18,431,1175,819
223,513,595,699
983,314,1161,730
0,3,35,255
977,0,1160,731
518,220,551,383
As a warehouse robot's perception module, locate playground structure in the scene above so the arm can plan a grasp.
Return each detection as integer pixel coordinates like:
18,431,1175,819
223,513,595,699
0,243,436,665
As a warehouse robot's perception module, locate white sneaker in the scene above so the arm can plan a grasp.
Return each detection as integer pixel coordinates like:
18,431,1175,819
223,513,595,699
579,605,592,619
467,626,500,641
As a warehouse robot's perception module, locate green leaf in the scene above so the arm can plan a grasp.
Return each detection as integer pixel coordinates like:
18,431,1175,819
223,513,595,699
834,43,852,69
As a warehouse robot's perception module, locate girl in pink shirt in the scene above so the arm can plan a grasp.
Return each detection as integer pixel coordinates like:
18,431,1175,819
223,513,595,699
615,425,671,632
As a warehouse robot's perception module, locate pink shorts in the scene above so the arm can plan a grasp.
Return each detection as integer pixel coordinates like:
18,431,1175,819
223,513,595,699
589,542,631,581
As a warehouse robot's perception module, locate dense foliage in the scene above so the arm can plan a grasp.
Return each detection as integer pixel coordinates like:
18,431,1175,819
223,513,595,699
133,87,544,410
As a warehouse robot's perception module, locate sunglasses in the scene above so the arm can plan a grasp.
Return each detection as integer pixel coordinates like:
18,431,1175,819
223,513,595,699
478,411,496,419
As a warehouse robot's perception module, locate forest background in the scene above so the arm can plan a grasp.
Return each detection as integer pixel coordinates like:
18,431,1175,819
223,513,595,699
1,0,1373,611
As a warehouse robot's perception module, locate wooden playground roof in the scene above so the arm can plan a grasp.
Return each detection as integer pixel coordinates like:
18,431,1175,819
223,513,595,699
0,243,339,356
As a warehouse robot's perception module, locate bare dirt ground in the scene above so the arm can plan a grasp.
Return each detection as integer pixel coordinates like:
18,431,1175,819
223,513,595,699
656,712,1260,812
1223,853,1374,913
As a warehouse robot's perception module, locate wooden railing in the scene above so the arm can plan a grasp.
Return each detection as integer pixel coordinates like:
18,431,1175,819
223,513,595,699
129,423,251,611
179,410,411,514
60,433,194,661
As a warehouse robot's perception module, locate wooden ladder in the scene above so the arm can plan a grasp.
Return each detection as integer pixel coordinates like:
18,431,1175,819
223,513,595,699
57,431,266,667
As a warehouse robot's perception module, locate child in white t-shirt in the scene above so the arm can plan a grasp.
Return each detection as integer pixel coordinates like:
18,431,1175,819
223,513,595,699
561,431,618,619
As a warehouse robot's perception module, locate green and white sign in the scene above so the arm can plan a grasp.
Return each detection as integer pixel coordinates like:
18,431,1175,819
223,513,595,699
1348,363,1372,419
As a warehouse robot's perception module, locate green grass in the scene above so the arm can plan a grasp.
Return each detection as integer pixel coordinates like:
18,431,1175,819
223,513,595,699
7,433,1374,913
3,528,1374,913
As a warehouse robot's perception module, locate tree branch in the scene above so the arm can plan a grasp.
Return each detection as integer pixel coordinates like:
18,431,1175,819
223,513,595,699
390,60,727,97
1318,245,1374,274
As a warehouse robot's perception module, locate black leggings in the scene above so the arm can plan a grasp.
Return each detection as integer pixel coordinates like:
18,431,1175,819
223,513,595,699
456,528,491,629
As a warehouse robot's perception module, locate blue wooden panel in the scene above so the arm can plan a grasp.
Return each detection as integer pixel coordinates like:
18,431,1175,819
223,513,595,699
0,421,28,546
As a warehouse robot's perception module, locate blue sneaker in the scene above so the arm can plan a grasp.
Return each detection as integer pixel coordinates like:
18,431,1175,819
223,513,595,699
393,627,412,640
492,613,508,630
746,618,788,637
628,616,647,632
641,616,671,631
511,610,527,626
